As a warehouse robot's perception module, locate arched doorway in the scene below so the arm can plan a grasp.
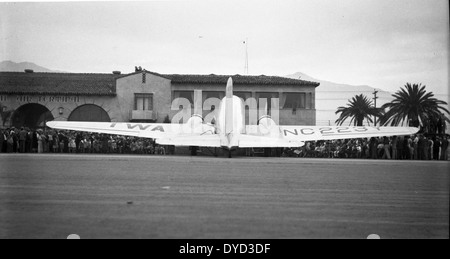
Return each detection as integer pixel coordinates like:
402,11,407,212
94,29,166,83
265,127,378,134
12,103,55,129
68,104,111,122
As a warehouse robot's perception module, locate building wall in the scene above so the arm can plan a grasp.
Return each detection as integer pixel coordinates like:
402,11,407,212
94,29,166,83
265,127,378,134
0,94,117,127
0,73,317,127
115,72,172,122
171,83,317,125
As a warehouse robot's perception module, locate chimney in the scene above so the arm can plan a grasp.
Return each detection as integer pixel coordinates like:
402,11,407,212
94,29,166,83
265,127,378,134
24,69,34,73
112,71,121,75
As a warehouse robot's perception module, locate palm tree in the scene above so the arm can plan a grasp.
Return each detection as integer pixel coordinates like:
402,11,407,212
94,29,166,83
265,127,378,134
380,83,449,128
335,94,381,126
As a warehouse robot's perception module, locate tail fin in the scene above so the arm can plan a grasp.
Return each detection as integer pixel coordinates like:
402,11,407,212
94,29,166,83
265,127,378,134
226,77,233,98
225,77,234,134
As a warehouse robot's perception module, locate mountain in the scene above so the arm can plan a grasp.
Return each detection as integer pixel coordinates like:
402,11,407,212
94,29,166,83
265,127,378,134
0,60,62,73
288,72,379,93
285,72,394,126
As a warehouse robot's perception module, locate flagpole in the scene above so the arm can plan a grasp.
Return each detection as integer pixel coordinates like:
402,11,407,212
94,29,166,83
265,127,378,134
244,38,249,75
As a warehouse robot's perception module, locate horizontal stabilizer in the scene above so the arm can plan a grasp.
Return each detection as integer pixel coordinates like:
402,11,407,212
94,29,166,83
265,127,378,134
239,135,304,148
156,135,221,147
278,126,420,142
47,121,141,137
46,121,215,140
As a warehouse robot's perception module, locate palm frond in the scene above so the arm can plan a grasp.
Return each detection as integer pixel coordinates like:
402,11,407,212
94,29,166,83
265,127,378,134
380,83,449,127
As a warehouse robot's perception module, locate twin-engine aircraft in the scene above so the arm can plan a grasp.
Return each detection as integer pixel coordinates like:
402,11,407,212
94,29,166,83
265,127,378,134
47,77,419,157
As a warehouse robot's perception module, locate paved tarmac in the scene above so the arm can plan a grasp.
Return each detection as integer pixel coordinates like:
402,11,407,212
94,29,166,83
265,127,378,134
0,154,448,239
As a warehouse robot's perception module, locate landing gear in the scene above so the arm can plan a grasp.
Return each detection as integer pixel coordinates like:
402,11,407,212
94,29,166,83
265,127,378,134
190,146,198,156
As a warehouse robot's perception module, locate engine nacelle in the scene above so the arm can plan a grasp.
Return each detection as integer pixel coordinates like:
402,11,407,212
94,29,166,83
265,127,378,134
183,114,204,133
257,115,280,136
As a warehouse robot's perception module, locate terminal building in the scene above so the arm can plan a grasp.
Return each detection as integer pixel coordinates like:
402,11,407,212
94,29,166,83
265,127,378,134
0,70,319,129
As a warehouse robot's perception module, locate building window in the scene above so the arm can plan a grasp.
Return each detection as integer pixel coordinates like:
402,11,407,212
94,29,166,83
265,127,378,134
173,91,194,105
307,93,313,109
257,92,279,111
202,91,225,103
234,92,252,101
142,73,146,84
283,93,306,109
135,93,153,111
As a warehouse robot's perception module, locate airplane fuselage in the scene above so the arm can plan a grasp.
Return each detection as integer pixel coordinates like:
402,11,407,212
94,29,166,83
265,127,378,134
215,79,246,150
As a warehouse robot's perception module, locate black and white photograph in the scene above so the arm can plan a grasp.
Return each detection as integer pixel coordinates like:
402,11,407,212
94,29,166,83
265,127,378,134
0,0,448,242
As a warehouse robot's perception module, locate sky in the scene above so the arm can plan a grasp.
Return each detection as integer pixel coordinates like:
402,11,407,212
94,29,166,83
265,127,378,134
0,0,448,100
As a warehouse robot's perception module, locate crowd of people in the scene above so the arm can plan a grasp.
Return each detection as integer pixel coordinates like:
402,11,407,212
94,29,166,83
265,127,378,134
1,127,449,160
282,135,449,161
0,127,172,155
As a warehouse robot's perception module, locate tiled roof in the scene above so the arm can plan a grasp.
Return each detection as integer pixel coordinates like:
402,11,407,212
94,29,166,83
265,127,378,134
0,71,319,96
164,74,320,87
0,72,119,96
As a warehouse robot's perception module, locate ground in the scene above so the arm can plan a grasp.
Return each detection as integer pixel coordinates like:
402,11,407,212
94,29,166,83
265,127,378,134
0,154,448,239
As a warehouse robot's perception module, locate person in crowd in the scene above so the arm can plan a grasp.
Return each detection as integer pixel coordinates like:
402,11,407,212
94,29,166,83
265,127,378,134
69,136,76,153
382,137,391,159
37,131,43,154
0,130,3,153
11,129,19,153
30,130,37,153
427,137,434,160
433,137,441,161
160,145,167,155
377,140,384,158
401,136,408,160
78,137,85,153
396,136,404,160
101,135,108,153
26,129,32,153
362,139,369,159
304,142,312,158
391,136,398,160
424,136,430,160
53,132,60,153
43,132,49,153
58,132,64,153
47,131,54,153
82,136,91,153
19,127,27,153
75,132,82,153
0,129,7,153
0,130,4,153
440,136,448,160
6,131,14,152
369,138,377,159
416,135,425,160
413,135,419,159
407,136,414,160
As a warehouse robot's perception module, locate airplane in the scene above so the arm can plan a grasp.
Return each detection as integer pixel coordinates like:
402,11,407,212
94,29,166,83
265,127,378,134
47,77,419,158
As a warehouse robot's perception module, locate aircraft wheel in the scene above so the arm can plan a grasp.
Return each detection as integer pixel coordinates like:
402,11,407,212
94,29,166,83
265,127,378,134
190,146,198,156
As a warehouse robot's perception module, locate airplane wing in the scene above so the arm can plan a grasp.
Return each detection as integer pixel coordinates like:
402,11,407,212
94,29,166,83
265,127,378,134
46,121,219,147
244,125,419,147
